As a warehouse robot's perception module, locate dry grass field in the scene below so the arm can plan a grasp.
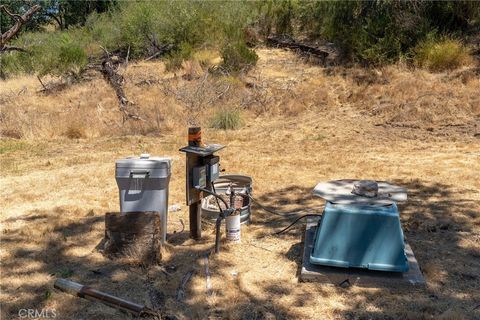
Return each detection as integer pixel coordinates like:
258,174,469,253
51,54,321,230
1,49,479,319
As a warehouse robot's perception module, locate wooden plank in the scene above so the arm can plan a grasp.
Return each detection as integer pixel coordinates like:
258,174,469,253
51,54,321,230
300,218,426,288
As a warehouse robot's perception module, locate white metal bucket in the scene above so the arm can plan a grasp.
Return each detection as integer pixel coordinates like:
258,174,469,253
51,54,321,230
225,213,241,242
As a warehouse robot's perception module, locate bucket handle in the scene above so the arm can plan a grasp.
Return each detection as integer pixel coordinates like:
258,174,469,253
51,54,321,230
129,170,150,178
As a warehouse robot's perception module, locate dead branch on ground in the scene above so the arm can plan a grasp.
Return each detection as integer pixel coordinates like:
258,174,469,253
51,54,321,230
0,45,29,53
100,53,143,122
36,75,47,91
266,35,334,64
145,43,175,61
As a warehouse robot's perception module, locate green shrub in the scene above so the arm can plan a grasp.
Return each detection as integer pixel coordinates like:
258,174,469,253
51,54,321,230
0,52,31,78
414,36,472,72
165,42,194,71
254,0,298,36
209,109,243,130
1,30,89,78
221,42,258,72
85,12,122,52
1,1,259,78
117,1,157,56
2,0,480,78
108,1,257,58
57,36,89,76
296,1,423,64
36,33,88,77
295,1,480,65
271,0,296,35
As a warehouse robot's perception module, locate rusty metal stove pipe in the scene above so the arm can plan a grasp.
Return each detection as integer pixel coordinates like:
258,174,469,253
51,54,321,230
188,127,204,147
54,278,150,317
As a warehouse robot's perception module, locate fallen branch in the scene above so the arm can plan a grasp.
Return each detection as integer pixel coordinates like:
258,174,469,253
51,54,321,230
0,45,29,53
266,35,332,62
17,86,27,95
145,44,175,61
101,58,128,104
37,75,47,91
145,51,162,62
100,55,144,121
135,78,160,86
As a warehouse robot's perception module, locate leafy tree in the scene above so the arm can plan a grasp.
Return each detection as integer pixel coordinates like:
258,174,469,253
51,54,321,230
0,0,49,34
1,0,117,35
48,0,117,30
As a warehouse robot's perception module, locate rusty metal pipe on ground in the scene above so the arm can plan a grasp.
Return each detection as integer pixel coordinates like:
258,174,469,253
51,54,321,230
54,278,156,317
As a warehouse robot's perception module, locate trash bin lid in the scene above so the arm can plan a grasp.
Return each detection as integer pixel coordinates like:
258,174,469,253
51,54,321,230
116,155,171,169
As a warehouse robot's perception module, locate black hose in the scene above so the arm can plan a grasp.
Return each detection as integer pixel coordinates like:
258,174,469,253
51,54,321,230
201,187,320,246
246,192,314,217
197,185,230,254
246,193,285,216
273,214,322,236
245,191,323,236
195,186,229,208
212,183,224,211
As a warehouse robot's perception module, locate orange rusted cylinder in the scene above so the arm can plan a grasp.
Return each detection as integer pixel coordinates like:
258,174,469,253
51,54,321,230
188,127,205,147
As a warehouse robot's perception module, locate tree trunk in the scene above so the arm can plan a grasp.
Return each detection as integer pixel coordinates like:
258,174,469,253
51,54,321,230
46,13,63,30
0,5,41,51
104,211,162,265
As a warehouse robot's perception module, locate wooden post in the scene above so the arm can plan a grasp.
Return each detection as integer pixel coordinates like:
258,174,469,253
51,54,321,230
189,201,202,240
185,152,202,239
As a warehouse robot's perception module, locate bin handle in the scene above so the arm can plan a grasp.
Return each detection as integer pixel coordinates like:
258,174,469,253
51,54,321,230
129,170,150,178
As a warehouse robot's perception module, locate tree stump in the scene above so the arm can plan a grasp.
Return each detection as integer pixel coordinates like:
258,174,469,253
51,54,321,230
104,212,162,265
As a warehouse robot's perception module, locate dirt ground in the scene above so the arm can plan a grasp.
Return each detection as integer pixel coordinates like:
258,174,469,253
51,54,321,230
1,49,479,319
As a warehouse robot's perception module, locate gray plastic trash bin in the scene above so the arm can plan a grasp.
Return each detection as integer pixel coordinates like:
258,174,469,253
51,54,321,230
115,154,171,243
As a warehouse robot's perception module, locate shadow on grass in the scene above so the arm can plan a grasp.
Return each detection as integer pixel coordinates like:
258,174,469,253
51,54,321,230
1,178,479,319
238,179,479,319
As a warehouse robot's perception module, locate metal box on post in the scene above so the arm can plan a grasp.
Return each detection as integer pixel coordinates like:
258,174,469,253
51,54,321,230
179,127,224,239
